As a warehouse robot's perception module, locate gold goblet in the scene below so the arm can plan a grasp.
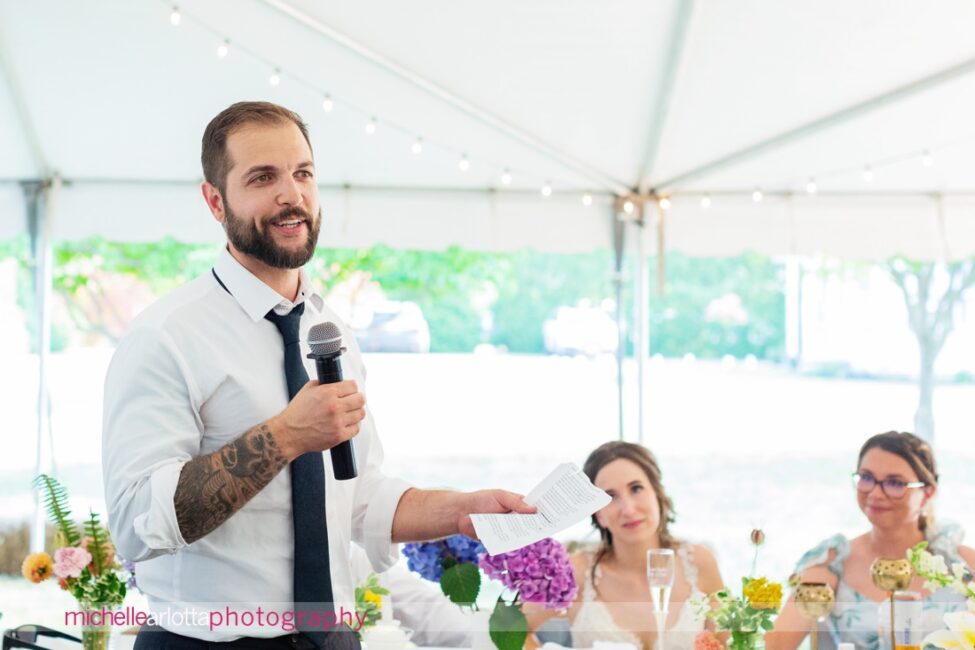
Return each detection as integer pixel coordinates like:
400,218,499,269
795,582,836,650
870,558,914,650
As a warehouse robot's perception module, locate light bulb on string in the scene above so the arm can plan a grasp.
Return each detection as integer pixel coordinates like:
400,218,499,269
411,138,423,155
458,155,470,172
541,182,552,198
623,200,634,214
806,178,817,194
500,169,512,186
752,188,763,203
321,95,333,113
862,166,873,182
268,69,281,86
922,150,934,167
170,6,181,26
658,197,672,211
700,194,711,209
365,118,377,135
217,40,229,58
582,194,593,206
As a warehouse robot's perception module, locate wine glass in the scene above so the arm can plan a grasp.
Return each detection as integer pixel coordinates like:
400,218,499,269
647,549,676,650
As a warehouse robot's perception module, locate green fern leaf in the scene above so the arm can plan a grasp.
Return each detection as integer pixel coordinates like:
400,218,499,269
33,474,81,547
84,511,111,574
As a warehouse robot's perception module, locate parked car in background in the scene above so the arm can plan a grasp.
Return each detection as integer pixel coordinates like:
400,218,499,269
543,302,618,357
352,300,431,353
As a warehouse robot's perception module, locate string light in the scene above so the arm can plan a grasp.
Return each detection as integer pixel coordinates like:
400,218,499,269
922,150,934,167
806,178,817,194
700,194,711,209
164,6,566,194
623,200,634,214
658,197,672,211
752,188,763,203
582,194,593,206
862,166,873,182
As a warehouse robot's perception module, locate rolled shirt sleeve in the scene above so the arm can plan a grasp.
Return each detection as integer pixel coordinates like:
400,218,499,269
102,325,201,562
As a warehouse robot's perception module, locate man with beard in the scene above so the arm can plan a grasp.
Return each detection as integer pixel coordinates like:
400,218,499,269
102,102,534,650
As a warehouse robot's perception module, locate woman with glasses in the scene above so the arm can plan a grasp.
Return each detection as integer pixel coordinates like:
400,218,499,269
767,431,975,650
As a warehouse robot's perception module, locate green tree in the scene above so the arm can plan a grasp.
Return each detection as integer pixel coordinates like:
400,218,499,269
647,253,786,359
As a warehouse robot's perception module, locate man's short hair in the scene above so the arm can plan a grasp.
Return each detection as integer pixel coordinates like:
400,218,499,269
201,101,312,195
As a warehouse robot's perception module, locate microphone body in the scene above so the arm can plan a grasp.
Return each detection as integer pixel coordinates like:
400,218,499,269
308,349,358,480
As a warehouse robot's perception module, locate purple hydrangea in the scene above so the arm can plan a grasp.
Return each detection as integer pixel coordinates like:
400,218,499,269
479,537,577,610
122,559,139,592
403,535,486,582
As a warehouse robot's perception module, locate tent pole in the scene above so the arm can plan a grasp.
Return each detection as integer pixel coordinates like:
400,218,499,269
612,207,626,441
24,178,54,552
631,200,650,445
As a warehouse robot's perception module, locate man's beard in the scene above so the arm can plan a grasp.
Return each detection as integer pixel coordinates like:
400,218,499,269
223,202,321,269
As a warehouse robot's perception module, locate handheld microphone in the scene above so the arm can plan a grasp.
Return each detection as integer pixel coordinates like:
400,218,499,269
307,322,358,481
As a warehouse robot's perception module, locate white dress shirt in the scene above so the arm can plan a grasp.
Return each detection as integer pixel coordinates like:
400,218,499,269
102,247,412,641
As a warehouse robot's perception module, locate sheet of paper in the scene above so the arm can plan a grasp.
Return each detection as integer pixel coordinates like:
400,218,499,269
471,462,610,555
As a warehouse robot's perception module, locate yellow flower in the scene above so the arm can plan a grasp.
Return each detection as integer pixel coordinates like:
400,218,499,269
364,590,382,608
22,552,54,583
743,577,782,611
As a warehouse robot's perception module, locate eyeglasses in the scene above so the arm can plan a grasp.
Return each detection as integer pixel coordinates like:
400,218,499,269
3,625,80,650
852,472,926,499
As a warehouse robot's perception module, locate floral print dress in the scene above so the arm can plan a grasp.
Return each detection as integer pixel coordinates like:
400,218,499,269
794,523,968,650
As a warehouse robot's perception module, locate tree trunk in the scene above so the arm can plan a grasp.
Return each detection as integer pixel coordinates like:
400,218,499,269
914,343,936,442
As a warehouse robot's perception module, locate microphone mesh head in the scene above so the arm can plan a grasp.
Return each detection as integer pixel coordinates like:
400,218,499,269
308,322,343,355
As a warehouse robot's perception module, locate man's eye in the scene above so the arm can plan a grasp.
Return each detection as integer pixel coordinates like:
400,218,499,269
253,174,271,183
298,170,313,178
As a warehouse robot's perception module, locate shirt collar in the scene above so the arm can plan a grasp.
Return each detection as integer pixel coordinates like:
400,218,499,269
213,247,324,321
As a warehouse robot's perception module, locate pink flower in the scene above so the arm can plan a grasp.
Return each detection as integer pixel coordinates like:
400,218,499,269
694,631,724,650
54,547,92,579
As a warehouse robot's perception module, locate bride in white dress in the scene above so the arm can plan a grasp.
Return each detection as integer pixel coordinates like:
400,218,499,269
526,441,724,650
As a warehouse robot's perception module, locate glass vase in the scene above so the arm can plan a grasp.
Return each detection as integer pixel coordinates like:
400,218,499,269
82,624,111,650
728,631,764,650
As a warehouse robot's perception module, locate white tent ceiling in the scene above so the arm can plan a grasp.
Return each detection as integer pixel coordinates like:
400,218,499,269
2,0,975,258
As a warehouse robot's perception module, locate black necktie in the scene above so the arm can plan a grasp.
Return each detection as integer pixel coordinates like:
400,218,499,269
265,304,333,643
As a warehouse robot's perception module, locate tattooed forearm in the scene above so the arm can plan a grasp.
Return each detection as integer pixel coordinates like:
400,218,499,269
174,422,288,544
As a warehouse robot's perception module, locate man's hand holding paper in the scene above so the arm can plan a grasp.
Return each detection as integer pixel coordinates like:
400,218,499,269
470,463,611,554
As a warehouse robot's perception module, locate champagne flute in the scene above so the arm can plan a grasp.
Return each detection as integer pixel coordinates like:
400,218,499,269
648,549,676,650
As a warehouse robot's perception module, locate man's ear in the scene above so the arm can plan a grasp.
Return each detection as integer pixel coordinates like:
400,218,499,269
201,181,226,224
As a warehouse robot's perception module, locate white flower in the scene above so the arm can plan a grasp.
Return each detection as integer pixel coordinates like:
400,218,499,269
926,579,946,592
932,555,950,575
918,551,936,574
922,611,975,650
